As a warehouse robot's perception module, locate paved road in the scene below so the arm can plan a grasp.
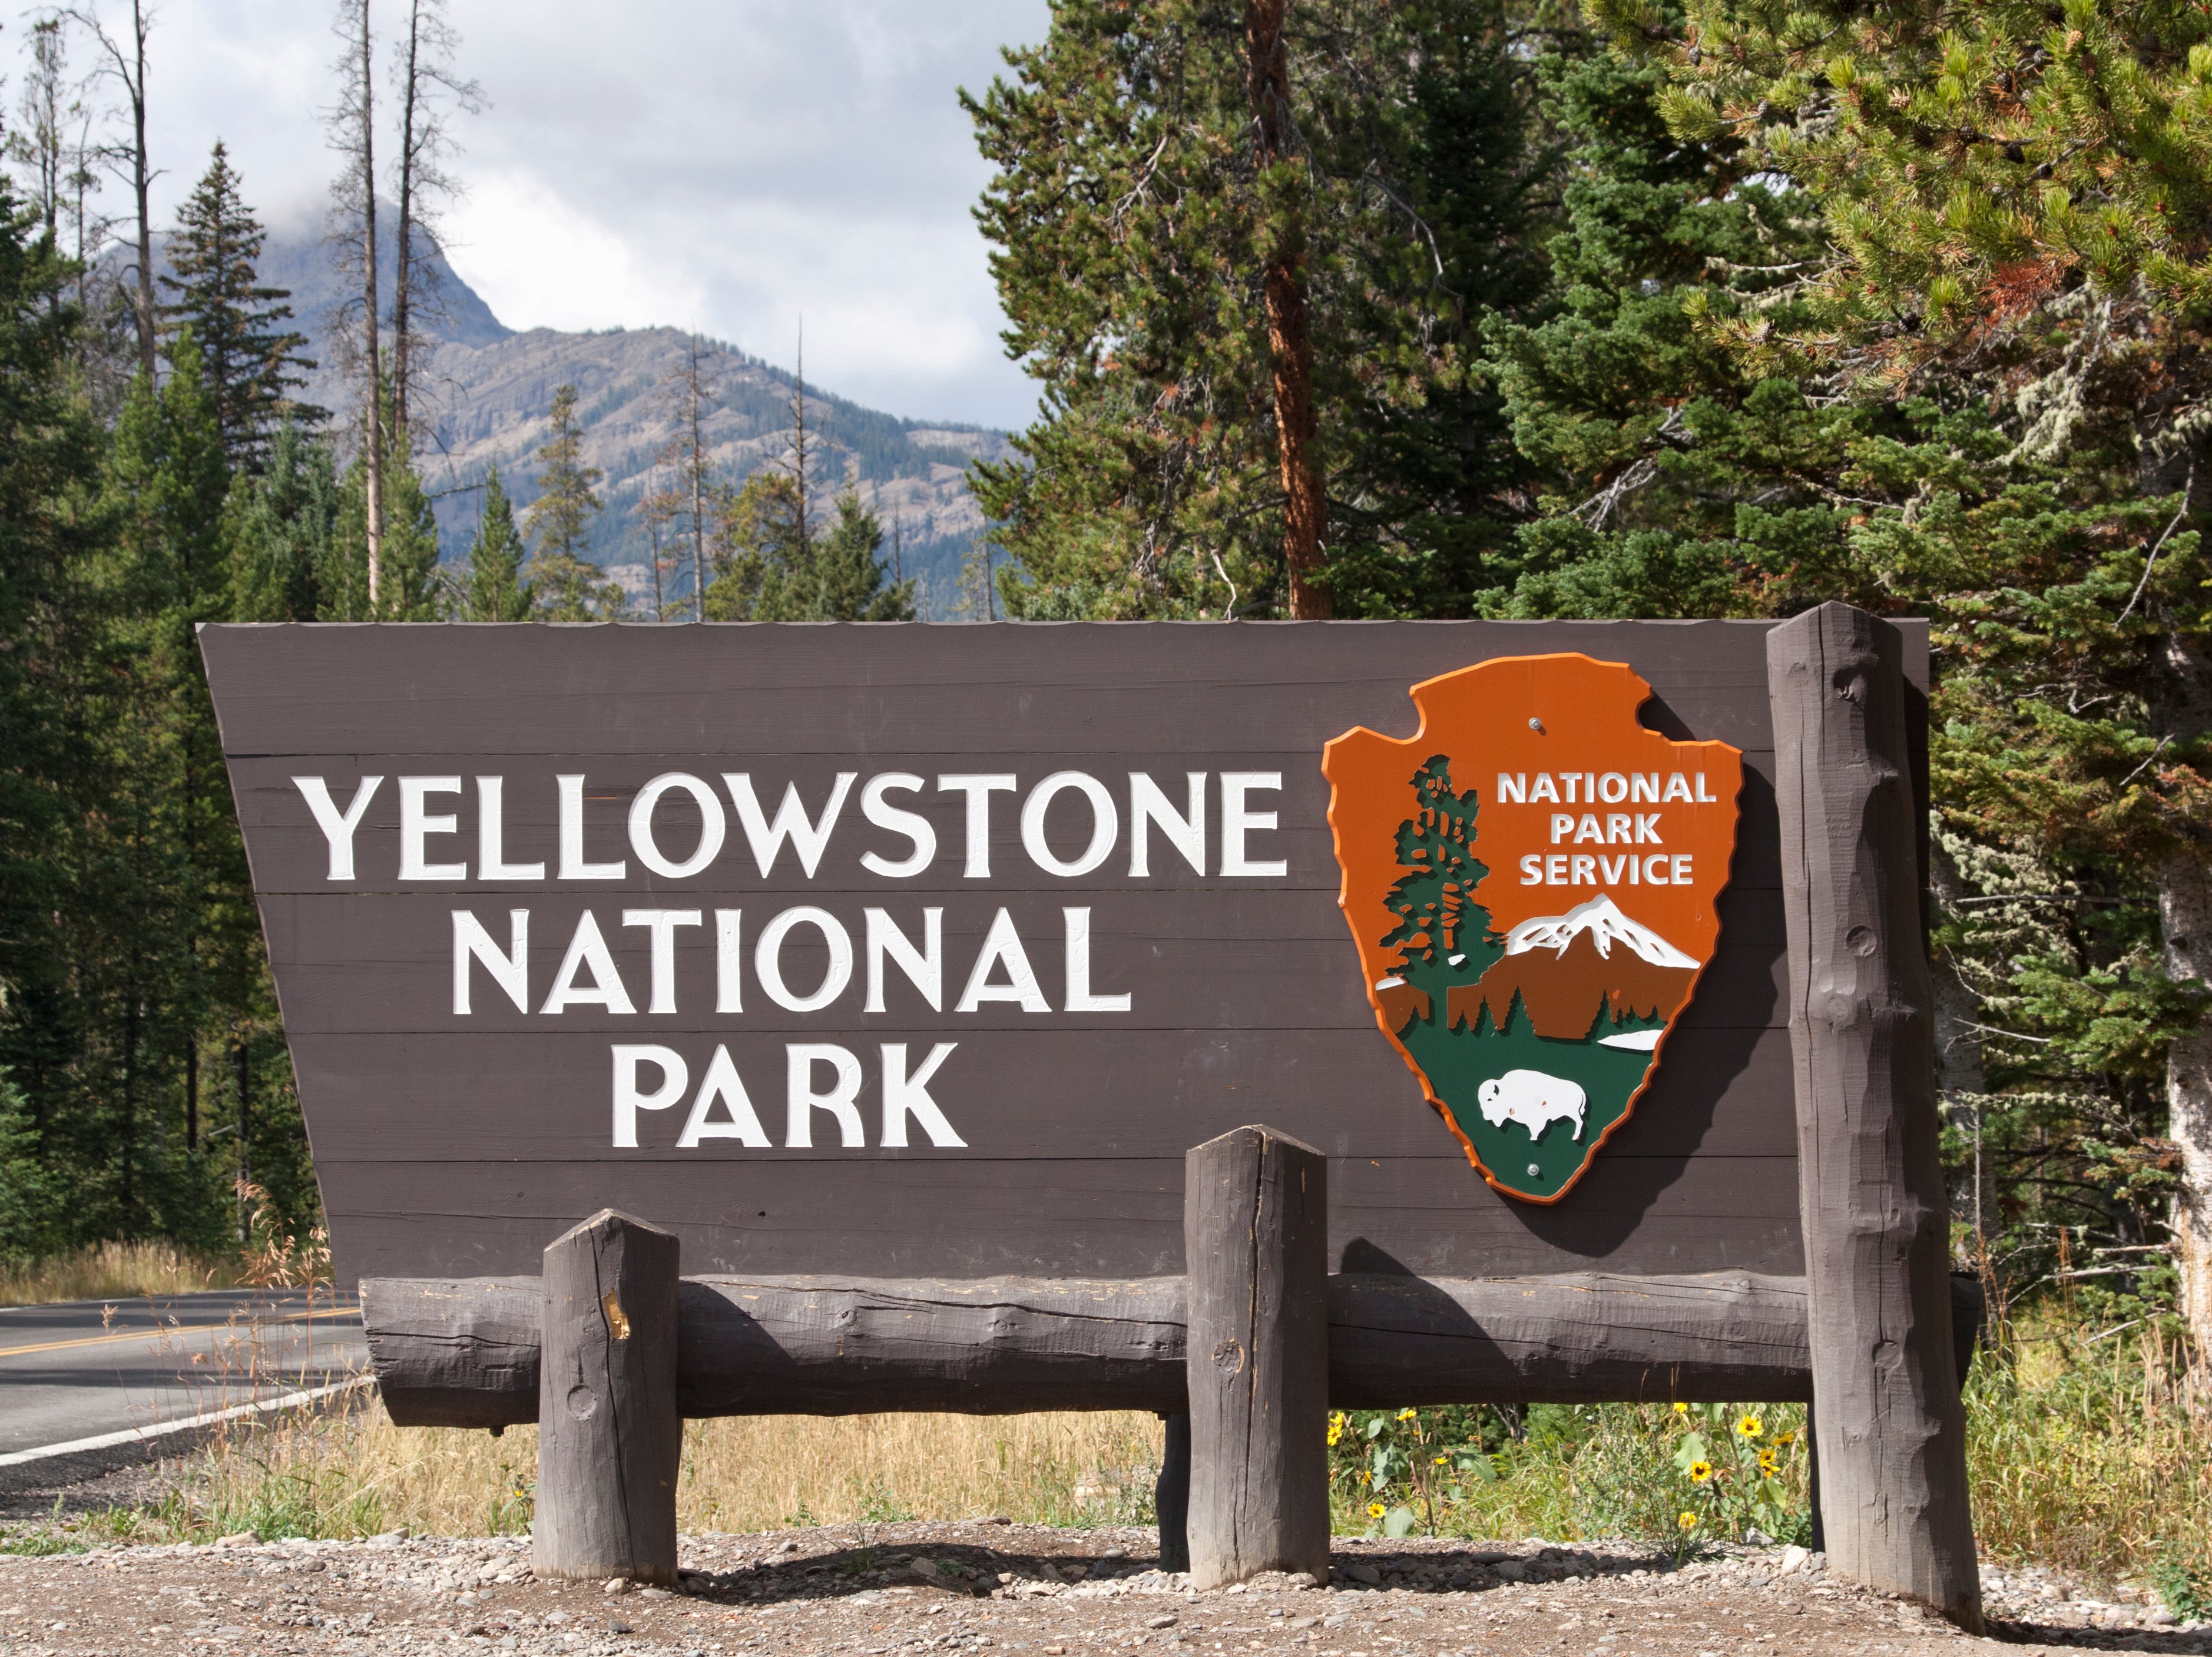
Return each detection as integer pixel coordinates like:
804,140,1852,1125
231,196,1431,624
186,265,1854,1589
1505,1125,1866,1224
0,1287,366,1459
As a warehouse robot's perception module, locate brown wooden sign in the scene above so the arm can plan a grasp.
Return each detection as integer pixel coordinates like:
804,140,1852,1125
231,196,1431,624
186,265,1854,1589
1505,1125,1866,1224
201,621,1925,1287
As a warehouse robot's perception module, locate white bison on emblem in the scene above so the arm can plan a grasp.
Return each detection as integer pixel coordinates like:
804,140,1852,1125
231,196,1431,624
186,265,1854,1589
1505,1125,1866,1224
1476,1070,1587,1143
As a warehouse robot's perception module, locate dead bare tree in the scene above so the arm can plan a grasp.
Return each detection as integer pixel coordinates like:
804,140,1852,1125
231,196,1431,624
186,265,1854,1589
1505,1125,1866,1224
11,18,71,239
781,320,813,561
650,334,720,622
324,0,385,606
65,0,156,382
389,0,479,460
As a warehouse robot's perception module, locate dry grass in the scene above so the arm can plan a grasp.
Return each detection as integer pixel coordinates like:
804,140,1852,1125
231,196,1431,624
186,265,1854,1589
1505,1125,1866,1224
0,1241,242,1307
1965,1317,2212,1598
11,1303,2207,1610
38,1396,1168,1547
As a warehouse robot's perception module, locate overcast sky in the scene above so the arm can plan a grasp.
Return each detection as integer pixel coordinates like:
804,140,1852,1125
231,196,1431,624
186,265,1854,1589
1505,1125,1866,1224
99,0,1049,427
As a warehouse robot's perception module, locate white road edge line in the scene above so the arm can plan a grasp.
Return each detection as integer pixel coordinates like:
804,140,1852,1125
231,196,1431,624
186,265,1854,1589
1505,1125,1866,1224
0,1373,373,1467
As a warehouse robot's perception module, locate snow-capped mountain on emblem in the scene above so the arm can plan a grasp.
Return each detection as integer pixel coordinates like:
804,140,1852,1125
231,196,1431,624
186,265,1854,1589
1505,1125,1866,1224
1322,652,1744,1204
1453,896,1701,1043
1502,895,1701,968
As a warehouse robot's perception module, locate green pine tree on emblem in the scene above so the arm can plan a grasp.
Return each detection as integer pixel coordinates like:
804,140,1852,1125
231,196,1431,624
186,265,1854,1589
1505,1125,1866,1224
1380,757,1502,1016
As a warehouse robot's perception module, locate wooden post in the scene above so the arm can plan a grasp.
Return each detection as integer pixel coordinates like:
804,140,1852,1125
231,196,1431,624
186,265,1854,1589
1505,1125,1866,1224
1155,1412,1191,1573
1184,1125,1329,1589
1768,604,1981,1631
535,1209,682,1584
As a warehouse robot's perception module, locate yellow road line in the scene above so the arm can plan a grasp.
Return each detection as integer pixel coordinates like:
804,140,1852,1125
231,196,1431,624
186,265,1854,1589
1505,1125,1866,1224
0,1305,359,1360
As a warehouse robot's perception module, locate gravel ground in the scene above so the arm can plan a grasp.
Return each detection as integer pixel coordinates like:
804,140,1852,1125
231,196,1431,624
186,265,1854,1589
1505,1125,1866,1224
0,1523,2202,1657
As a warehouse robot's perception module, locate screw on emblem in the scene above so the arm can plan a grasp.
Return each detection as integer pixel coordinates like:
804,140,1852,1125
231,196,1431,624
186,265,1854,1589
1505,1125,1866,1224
1526,1163,1542,1178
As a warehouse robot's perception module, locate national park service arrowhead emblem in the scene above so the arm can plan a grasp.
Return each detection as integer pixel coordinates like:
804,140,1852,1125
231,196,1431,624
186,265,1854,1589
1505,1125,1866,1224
1323,655,1743,1202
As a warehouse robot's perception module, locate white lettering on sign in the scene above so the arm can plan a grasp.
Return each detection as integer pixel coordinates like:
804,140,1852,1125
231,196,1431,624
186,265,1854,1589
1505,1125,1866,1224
296,774,383,880
1129,772,1206,876
398,777,465,879
725,773,856,878
866,907,943,1012
557,775,627,881
754,906,854,1012
859,773,935,877
452,909,528,1014
611,1044,686,1147
1220,773,1287,877
881,1042,965,1148
628,774,726,879
677,1045,770,1147
1519,853,1691,887
476,777,544,880
611,1040,970,1151
544,911,635,1013
300,770,1290,887
787,1043,866,1147
321,764,1304,1153
1022,772,1117,877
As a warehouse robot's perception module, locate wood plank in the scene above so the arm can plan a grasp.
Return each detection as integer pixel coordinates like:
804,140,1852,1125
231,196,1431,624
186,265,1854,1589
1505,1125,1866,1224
317,1149,1807,1282
219,749,1793,897
204,621,1883,758
284,1026,1803,1164
247,886,1793,1036
1768,605,1979,1631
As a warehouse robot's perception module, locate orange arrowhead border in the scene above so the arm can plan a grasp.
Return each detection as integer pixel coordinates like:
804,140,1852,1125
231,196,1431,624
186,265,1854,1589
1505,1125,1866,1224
1322,654,1745,1203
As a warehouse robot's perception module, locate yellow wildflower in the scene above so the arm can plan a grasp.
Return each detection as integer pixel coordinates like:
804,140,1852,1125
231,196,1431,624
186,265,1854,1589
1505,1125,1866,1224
1677,1512,1697,1531
1688,1460,1713,1483
1434,1454,1449,1466
1328,1421,1344,1446
1368,1502,1387,1520
1736,1414,1763,1439
1398,1408,1419,1421
1671,1402,1688,1415
1773,1431,1795,1447
1757,1448,1779,1474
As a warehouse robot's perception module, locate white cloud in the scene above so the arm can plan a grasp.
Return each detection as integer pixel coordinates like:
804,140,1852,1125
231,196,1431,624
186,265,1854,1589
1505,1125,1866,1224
445,170,704,334
82,0,1048,426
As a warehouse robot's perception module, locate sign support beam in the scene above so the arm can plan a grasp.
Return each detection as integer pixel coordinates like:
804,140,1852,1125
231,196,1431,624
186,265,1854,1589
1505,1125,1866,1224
1184,1125,1330,1589
1768,603,1981,1632
535,1209,683,1584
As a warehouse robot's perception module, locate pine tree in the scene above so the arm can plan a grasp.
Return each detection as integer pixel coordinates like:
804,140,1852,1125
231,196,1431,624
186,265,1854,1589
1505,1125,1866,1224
965,0,1550,619
813,492,916,621
159,144,320,470
526,383,621,621
465,466,532,621
0,175,105,1195
0,1070,59,1261
319,382,442,621
703,471,798,621
226,418,339,622
1477,38,1860,619
1612,0,2212,1361
95,328,240,1226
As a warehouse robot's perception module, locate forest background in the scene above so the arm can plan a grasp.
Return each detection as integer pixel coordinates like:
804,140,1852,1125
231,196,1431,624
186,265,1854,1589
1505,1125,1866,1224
3,0,2210,1394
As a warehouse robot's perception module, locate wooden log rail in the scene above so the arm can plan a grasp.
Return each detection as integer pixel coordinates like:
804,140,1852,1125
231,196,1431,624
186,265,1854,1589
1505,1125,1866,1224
361,1267,1820,1430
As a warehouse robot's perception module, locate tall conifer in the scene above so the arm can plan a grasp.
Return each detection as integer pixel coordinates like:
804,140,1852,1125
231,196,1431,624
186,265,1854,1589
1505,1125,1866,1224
465,466,531,621
160,144,321,470
965,0,1548,619
526,383,621,620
